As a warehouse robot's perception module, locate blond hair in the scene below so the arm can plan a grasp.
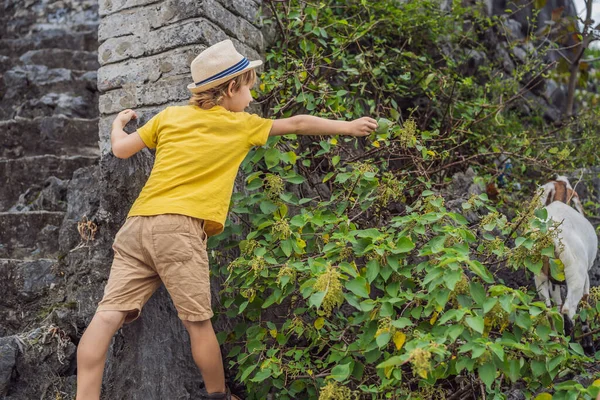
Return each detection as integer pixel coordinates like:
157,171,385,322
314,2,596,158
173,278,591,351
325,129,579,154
189,69,257,109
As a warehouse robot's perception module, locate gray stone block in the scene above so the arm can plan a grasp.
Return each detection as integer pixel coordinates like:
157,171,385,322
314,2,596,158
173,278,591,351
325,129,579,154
99,104,184,155
99,0,263,51
0,336,19,396
99,0,160,17
217,0,261,26
0,211,65,259
0,117,99,158
97,45,201,92
0,155,98,211
98,18,227,65
99,74,190,114
0,259,58,303
19,49,100,71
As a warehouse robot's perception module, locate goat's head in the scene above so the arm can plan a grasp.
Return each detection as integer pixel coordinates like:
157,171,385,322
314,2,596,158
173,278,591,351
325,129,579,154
538,176,584,215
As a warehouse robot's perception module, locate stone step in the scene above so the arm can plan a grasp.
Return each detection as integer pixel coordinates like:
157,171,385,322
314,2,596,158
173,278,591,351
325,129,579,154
20,49,100,71
1,65,97,120
0,258,66,337
0,117,99,159
0,155,98,211
0,211,64,259
0,28,98,56
0,258,58,305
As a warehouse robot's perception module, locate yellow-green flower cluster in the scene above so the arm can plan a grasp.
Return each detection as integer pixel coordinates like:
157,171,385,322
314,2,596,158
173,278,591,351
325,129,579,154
313,265,345,316
589,286,600,302
264,174,284,201
241,288,256,302
251,256,266,275
484,303,509,334
377,172,405,207
397,118,418,148
354,162,377,174
277,265,297,284
241,239,259,256
410,347,432,378
318,381,356,400
271,219,292,239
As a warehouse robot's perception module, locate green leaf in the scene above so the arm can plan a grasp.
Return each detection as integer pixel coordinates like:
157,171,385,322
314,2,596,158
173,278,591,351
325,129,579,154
478,362,496,389
330,362,352,382
260,200,279,214
534,208,548,220
469,282,486,305
345,276,370,298
240,364,257,382
285,174,305,184
251,368,272,382
365,259,380,283
309,291,326,309
467,260,494,283
377,356,404,369
396,236,415,253
524,257,543,275
281,239,292,257
445,270,463,291
376,118,393,134
466,315,485,334
264,148,280,169
376,331,392,348
531,360,546,377
483,298,498,314
489,343,505,361
569,342,585,356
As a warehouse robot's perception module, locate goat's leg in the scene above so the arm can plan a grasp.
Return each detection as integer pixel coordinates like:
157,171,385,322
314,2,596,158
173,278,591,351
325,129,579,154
534,274,551,307
562,260,587,344
562,263,586,321
550,282,562,309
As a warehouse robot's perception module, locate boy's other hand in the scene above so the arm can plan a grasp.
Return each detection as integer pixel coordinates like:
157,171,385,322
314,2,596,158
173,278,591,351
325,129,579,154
347,117,378,137
113,109,138,129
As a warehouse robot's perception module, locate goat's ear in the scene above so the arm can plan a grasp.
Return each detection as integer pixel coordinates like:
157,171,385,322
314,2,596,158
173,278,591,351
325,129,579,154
570,191,585,215
544,183,556,206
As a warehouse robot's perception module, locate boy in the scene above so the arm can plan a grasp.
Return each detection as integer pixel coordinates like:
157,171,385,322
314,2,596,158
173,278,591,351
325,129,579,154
76,39,378,400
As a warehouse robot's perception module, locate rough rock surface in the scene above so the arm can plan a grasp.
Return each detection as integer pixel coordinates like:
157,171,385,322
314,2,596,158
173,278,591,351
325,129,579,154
0,0,101,397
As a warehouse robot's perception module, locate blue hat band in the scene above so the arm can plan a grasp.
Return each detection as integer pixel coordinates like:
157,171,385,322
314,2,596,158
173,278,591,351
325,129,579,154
195,58,250,87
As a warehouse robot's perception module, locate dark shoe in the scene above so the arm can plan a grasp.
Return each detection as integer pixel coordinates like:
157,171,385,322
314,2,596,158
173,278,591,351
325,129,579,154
200,386,242,400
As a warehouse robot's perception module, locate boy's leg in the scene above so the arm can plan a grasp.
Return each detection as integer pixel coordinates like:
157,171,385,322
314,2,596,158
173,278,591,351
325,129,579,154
76,310,127,400
182,319,226,393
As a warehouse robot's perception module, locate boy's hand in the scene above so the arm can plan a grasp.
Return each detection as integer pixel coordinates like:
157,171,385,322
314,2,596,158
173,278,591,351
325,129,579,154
113,109,138,129
346,117,378,137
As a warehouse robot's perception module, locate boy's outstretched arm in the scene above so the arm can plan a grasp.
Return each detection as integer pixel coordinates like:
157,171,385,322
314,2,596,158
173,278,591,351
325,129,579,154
270,115,378,137
111,109,147,159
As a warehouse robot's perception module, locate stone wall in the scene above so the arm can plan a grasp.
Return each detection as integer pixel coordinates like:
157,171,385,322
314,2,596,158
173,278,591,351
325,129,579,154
0,0,266,398
93,1,267,398
96,0,265,155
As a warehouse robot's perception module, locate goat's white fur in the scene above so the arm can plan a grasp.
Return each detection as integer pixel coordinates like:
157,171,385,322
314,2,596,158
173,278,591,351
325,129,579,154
534,193,597,319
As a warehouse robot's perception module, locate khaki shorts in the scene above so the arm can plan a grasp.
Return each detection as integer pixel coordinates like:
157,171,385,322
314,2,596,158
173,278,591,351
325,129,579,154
97,214,212,323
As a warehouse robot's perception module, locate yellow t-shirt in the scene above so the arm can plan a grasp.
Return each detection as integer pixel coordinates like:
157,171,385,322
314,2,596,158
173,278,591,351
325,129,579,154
127,105,273,237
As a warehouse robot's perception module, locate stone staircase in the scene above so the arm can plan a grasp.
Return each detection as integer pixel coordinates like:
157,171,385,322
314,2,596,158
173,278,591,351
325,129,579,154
0,0,100,395
0,1,99,261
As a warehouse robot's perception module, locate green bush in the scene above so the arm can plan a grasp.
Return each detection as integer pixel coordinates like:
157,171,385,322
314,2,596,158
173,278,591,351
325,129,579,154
209,0,600,398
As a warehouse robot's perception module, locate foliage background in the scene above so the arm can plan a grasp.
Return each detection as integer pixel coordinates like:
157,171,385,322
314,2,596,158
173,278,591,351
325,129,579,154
209,0,600,398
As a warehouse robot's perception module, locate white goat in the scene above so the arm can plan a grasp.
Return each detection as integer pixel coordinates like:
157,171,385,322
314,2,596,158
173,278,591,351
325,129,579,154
535,176,597,353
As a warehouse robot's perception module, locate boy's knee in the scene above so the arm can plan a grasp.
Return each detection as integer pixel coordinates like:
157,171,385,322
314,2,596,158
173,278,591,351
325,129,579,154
95,310,127,330
182,318,211,331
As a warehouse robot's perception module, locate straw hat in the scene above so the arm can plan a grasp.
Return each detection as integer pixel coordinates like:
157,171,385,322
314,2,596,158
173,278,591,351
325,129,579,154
187,40,262,94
